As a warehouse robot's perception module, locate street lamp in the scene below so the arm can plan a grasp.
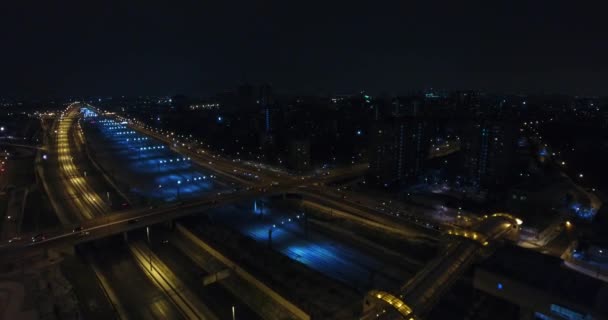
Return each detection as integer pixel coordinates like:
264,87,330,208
177,180,181,200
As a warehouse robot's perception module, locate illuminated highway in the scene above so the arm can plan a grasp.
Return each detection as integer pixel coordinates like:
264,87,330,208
0,142,45,151
0,185,306,256
149,229,262,320
46,104,221,319
129,241,219,319
3,104,431,319
88,243,185,319
86,104,368,187
298,188,438,241
55,104,109,219
5,102,526,320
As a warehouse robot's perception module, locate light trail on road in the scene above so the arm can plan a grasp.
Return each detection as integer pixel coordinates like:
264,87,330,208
56,105,108,219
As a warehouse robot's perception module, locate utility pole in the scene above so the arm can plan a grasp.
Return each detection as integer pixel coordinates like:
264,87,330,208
268,228,273,249
304,210,309,239
146,226,152,271
261,201,264,218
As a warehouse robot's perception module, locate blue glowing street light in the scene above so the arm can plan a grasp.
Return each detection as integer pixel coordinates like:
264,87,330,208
177,180,182,200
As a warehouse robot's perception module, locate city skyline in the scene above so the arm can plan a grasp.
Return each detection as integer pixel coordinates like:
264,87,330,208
1,2,607,320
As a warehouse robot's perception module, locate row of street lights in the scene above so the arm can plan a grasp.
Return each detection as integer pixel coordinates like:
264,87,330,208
96,108,243,318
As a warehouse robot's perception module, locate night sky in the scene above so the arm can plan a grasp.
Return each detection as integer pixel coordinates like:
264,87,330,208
2,1,607,97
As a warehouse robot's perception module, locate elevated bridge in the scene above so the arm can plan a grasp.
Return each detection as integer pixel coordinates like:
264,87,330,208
0,142,46,151
362,213,522,319
0,187,292,255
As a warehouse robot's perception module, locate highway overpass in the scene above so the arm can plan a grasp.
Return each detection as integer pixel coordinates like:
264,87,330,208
0,142,46,151
0,186,295,255
6,104,369,255
19,103,504,319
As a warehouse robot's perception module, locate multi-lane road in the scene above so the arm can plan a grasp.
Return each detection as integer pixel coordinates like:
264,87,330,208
38,104,229,319
97,105,368,188
4,102,526,320
55,105,109,219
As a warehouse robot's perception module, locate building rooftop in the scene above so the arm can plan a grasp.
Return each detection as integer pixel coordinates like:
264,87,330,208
479,245,608,314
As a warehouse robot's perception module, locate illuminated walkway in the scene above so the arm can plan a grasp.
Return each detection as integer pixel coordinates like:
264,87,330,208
361,213,522,319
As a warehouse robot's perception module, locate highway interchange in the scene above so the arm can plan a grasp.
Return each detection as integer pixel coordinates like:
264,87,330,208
2,102,525,319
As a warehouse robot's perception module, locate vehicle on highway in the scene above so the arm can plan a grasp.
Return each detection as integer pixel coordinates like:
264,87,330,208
72,225,83,232
79,231,90,237
31,233,46,243
8,236,21,243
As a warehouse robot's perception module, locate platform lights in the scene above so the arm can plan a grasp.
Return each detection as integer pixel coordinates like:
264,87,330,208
270,212,305,229
159,156,191,164
129,137,148,142
115,131,135,135
139,145,165,151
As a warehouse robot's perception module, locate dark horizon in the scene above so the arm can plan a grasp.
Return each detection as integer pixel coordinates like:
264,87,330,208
1,1,607,98
1,2,608,317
